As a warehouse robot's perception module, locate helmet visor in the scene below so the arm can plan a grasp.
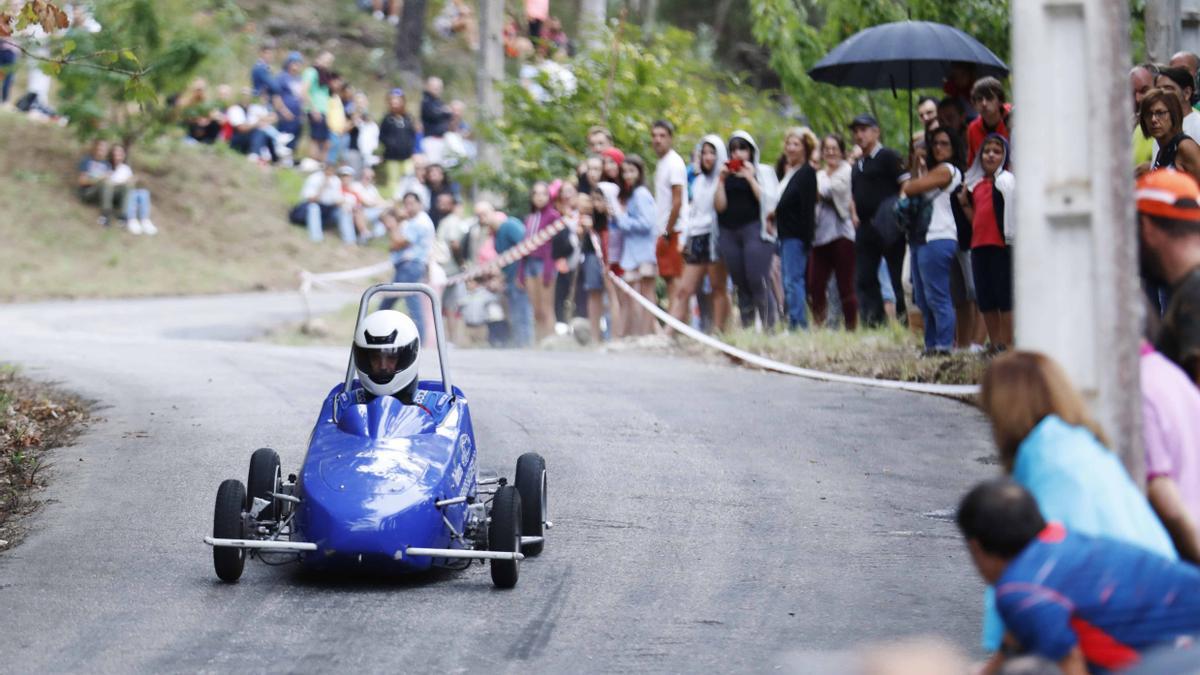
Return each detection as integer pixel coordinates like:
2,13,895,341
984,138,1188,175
354,342,418,386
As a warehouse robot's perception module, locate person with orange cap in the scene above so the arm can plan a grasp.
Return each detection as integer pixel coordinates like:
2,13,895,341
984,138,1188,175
1137,169,1200,385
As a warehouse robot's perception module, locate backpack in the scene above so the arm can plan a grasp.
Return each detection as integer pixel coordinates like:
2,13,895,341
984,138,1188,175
894,195,932,246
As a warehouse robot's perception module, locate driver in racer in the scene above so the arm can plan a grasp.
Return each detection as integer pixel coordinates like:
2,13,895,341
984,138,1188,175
352,309,422,404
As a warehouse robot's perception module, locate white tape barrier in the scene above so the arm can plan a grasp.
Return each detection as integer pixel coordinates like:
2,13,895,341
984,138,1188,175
606,271,981,397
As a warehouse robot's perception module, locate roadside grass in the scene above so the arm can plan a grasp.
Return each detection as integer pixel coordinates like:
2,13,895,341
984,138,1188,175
0,112,387,301
0,366,90,553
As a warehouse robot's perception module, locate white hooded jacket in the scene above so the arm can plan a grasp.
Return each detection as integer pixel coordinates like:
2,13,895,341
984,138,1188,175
728,130,780,243
684,133,728,243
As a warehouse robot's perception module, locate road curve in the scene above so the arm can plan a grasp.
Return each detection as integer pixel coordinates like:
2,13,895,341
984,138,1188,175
0,292,995,672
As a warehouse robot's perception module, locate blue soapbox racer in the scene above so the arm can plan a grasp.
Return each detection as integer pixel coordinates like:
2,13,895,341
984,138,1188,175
203,283,549,588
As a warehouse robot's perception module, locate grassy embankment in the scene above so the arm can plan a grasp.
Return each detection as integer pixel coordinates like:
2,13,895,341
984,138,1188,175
0,366,89,552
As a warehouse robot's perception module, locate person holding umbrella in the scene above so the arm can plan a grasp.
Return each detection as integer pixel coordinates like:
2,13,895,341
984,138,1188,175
849,114,907,327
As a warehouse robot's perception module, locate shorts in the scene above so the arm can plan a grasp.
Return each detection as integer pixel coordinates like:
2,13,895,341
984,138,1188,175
580,252,605,291
308,112,329,142
949,246,977,306
682,232,719,265
656,233,684,278
971,246,1013,312
523,258,545,281
623,261,658,282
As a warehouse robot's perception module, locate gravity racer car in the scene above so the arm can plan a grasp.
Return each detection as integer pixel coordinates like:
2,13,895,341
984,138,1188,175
202,283,549,588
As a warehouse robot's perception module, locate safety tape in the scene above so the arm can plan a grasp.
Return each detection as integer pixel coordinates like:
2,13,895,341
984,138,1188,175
299,223,979,397
605,271,981,398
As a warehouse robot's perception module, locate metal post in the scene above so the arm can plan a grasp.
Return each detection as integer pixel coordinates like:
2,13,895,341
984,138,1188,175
1146,0,1183,63
1011,0,1143,481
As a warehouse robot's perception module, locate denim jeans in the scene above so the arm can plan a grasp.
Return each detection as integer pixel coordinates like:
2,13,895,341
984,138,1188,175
123,189,151,221
505,283,534,348
913,239,957,351
305,202,356,244
326,133,349,165
779,238,809,329
380,259,428,338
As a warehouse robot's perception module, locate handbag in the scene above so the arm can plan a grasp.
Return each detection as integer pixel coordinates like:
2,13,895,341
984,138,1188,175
893,194,932,246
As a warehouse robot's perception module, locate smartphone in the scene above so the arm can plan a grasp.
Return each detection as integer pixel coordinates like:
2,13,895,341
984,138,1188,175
727,158,744,173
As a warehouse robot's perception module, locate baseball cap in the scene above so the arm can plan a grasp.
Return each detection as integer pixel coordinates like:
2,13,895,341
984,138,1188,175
600,147,625,165
848,113,879,129
389,87,405,98
284,51,303,65
337,165,356,177
1137,169,1200,221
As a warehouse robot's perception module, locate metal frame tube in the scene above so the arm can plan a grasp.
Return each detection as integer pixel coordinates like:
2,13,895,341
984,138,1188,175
343,283,453,396
204,537,317,552
403,547,524,561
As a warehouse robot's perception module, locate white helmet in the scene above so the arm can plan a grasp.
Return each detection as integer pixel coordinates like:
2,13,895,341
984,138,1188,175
353,310,420,398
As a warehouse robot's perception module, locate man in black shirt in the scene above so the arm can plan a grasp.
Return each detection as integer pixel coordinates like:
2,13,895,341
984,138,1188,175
850,114,907,327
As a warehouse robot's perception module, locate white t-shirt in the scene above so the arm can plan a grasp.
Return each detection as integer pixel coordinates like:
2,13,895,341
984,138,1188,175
926,165,963,242
108,163,133,185
225,104,248,128
653,149,688,237
301,171,344,205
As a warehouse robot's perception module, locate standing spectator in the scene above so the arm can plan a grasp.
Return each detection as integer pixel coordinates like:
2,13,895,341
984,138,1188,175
965,77,1011,165
435,193,474,343
955,480,1200,673
0,37,18,107
345,91,379,173
483,202,535,347
901,126,964,355
107,145,157,236
291,164,355,244
272,52,305,155
588,126,614,156
672,134,731,333
715,131,780,330
382,192,436,339
372,0,400,25
917,95,940,133
1131,64,1159,170
1153,66,1200,158
525,0,549,40
1141,340,1200,562
613,155,659,336
379,88,418,198
250,42,276,99
936,97,967,145
810,134,858,329
772,127,819,330
551,182,582,326
524,181,561,341
324,73,349,165
651,120,688,315
960,134,1015,350
1140,88,1200,184
575,192,607,341
1137,170,1200,385
76,139,111,225
977,351,1178,653
849,114,906,327
1170,51,1200,109
420,77,453,164
302,51,335,162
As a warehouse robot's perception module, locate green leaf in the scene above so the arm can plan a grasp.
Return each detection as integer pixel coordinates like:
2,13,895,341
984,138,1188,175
61,39,75,56
121,49,139,65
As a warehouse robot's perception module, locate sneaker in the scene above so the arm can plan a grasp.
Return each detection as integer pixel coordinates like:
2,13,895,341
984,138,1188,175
388,13,400,25
141,219,158,236
98,215,110,227
127,218,144,235
277,132,295,146
373,9,384,19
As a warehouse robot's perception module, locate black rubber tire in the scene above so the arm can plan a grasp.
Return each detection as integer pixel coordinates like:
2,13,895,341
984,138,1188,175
213,479,247,582
488,485,522,589
246,448,281,522
514,453,546,556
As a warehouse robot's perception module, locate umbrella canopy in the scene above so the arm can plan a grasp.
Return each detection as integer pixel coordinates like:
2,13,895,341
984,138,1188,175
808,21,1009,90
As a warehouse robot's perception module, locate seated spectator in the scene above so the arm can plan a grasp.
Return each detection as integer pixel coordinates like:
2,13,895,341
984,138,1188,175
347,167,392,242
977,351,1177,652
107,144,157,236
76,139,112,225
956,479,1200,673
185,109,222,145
1137,170,1200,385
442,100,476,165
224,87,266,158
289,164,355,244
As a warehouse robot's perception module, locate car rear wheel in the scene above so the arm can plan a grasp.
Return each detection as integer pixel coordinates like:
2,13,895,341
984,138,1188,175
514,453,547,556
213,479,247,582
488,485,521,589
247,448,281,523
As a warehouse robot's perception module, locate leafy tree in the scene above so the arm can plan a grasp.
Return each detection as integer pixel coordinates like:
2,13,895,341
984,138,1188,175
467,25,789,208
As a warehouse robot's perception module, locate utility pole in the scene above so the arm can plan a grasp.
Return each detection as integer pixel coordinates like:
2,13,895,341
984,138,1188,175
579,0,608,51
1012,0,1143,481
1146,0,1182,63
476,0,504,167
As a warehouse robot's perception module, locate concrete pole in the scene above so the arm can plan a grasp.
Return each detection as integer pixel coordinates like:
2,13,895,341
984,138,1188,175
1011,0,1143,481
476,0,504,167
579,0,608,52
1146,0,1183,64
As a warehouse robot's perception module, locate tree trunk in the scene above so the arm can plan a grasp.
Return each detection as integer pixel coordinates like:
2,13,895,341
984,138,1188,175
579,0,607,51
713,0,735,41
476,0,504,167
395,0,428,83
643,0,659,33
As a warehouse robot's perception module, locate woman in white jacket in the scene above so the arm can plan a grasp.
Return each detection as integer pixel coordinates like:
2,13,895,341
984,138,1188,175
670,134,731,332
809,133,857,329
714,130,779,329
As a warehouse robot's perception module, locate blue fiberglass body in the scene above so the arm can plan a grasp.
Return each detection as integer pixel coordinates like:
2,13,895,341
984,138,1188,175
293,379,477,571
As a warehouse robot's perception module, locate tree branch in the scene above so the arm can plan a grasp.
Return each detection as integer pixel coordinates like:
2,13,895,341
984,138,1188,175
8,39,150,77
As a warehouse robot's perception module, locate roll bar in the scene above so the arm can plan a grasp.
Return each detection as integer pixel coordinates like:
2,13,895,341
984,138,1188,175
343,283,452,396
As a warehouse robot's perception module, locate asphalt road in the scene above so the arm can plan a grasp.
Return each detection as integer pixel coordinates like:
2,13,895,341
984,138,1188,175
0,291,995,673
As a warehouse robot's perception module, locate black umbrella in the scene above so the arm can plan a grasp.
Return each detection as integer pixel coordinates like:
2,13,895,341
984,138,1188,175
808,20,1009,141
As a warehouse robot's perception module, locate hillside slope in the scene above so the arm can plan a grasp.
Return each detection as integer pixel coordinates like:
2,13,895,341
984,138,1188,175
0,112,384,301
